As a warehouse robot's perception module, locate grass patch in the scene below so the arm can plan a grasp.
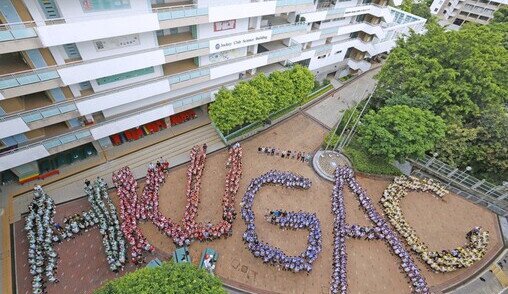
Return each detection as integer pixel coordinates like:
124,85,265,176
342,140,401,176
301,84,333,105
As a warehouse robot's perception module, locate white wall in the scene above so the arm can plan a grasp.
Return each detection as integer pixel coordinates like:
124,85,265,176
208,1,276,22
76,32,158,61
309,45,347,70
0,118,30,139
90,65,164,93
55,0,151,21
102,73,238,117
209,30,272,54
198,18,249,39
200,47,248,66
292,31,321,44
57,49,165,85
36,13,160,47
91,104,174,139
210,55,268,79
76,80,171,115
0,145,50,172
300,10,327,22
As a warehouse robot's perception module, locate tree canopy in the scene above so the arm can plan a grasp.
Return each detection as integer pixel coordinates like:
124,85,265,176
357,105,446,161
492,6,508,24
372,21,508,181
94,262,226,294
209,65,315,134
400,0,433,19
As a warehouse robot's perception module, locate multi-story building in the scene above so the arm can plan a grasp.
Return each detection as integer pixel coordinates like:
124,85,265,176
430,0,507,28
0,0,424,190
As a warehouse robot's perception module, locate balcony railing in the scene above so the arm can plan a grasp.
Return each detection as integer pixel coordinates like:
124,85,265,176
0,69,59,90
0,21,38,42
42,129,92,150
20,103,78,124
276,0,314,6
153,4,208,21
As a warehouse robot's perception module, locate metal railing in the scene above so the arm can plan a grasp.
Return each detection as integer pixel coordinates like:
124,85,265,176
0,69,59,90
410,155,508,216
0,44,303,157
276,0,314,6
153,4,208,21
0,21,38,42
0,21,307,91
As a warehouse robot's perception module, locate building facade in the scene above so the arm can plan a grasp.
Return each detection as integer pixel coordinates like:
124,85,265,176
0,0,424,188
430,0,507,28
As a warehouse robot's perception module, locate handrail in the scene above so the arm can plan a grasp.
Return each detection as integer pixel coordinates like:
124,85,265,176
0,21,307,81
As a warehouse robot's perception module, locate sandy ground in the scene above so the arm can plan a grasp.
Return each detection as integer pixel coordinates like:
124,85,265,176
14,114,502,294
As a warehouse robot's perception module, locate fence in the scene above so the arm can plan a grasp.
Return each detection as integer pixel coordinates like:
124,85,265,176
410,155,508,216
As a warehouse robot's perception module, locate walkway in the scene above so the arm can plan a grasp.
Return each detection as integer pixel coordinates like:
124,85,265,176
305,67,381,128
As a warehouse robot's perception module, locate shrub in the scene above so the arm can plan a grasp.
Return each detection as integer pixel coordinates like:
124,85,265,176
94,262,226,294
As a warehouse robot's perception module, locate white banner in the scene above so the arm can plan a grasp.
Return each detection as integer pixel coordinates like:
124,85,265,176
209,30,272,53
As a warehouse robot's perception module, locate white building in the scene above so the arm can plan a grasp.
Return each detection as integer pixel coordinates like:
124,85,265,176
430,0,507,28
0,0,425,187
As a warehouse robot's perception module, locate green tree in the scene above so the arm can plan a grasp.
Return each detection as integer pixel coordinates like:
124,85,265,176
492,6,508,23
384,93,433,110
94,262,226,294
250,73,276,114
269,70,295,110
209,87,244,134
232,82,269,123
357,105,446,161
400,0,432,19
288,64,315,103
373,22,508,180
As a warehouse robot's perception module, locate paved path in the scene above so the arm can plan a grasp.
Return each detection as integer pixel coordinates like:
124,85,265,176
305,67,381,129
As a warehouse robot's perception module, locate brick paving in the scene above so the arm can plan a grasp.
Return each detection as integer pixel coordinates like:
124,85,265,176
14,197,169,294
13,114,503,294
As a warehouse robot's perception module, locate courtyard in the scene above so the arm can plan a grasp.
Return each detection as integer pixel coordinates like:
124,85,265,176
14,114,502,294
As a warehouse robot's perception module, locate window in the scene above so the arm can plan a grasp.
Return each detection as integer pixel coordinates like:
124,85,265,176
452,18,464,25
317,54,327,59
80,0,130,13
214,20,236,32
93,34,140,51
96,67,154,85
335,50,342,55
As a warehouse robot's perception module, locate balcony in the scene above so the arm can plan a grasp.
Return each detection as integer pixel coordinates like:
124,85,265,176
154,2,208,29
163,58,198,76
157,31,194,46
347,58,371,71
0,52,30,76
0,21,40,54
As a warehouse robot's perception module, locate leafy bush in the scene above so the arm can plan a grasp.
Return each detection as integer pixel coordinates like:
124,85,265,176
209,65,314,134
357,105,446,161
343,140,402,176
323,132,341,149
94,262,226,294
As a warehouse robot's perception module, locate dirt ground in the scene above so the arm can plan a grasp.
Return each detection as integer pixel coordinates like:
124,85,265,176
14,114,502,294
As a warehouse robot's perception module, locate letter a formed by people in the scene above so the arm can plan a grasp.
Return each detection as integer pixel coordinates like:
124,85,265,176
330,166,429,294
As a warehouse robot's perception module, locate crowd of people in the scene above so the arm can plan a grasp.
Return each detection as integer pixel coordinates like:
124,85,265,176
113,143,243,254
257,146,311,163
84,178,126,271
25,185,58,294
380,175,490,272
241,171,322,273
113,167,155,264
331,167,430,294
